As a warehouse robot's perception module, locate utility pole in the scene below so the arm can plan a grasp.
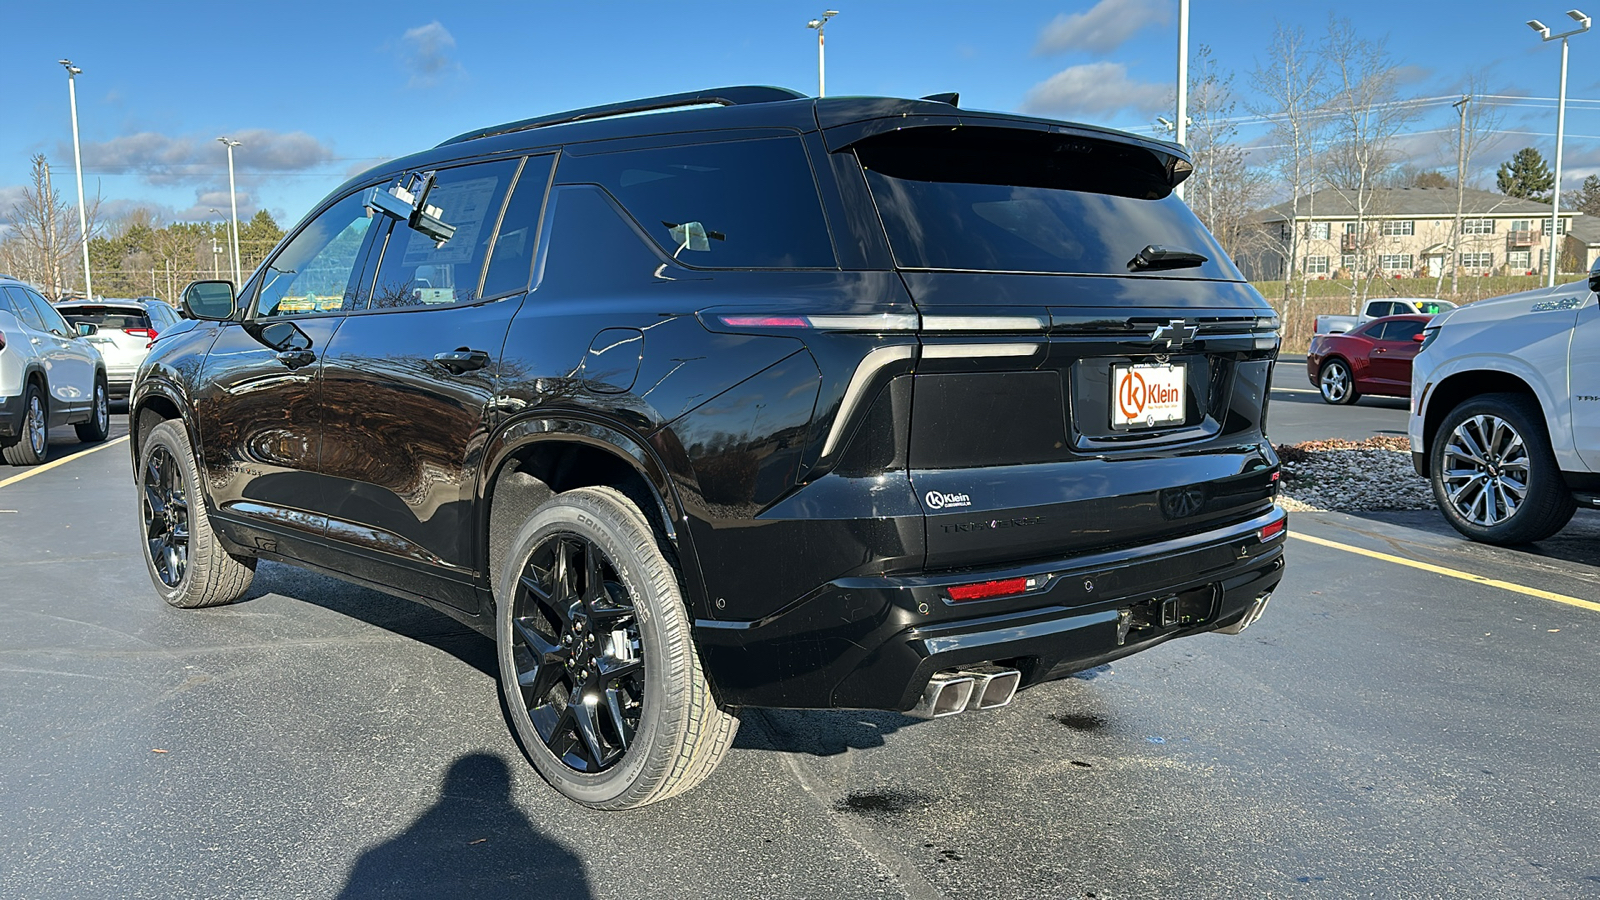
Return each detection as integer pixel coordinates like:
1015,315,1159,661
59,60,92,299
1450,95,1469,297
806,10,838,97
43,163,62,299
1175,0,1189,199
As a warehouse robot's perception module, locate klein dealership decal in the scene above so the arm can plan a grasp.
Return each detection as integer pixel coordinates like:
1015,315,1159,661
925,490,972,510
1114,366,1184,426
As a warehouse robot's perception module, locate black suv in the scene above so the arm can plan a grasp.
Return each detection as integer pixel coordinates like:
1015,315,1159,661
132,87,1285,809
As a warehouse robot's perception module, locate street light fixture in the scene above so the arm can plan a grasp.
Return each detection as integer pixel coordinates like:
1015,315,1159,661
1527,8,1591,287
806,10,838,98
59,59,92,300
217,137,243,287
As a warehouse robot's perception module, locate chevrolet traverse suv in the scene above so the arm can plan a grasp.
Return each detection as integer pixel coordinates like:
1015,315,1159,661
131,87,1285,809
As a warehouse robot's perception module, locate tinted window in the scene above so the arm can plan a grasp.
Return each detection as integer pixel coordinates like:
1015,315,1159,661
559,136,835,268
855,127,1239,280
3,288,46,331
481,156,555,299
255,190,377,318
22,289,71,336
365,160,520,310
1384,320,1425,342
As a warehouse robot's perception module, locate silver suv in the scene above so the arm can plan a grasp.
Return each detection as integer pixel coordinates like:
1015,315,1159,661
55,297,182,398
0,276,110,465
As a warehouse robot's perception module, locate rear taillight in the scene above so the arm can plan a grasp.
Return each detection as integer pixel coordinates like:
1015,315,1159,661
123,327,158,339
707,312,919,333
0,328,6,351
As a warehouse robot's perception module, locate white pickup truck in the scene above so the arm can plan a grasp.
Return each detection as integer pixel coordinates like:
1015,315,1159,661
1315,297,1457,334
1410,273,1599,544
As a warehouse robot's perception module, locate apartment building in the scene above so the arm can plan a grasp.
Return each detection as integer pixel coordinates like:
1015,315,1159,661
1244,186,1580,281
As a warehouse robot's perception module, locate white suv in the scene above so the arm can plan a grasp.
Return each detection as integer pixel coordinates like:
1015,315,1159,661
1410,271,1599,544
0,276,110,465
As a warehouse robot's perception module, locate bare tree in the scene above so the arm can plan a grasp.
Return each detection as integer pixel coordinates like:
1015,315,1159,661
1434,82,1503,297
1319,17,1418,308
1183,46,1267,264
1249,24,1327,308
0,154,99,299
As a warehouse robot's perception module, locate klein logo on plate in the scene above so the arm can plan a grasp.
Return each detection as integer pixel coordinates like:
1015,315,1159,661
1112,363,1186,428
925,490,972,510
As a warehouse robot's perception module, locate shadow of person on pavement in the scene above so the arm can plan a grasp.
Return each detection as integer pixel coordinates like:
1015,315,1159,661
337,753,591,900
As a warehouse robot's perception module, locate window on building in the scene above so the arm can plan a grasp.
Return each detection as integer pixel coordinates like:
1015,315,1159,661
1379,220,1415,236
1307,222,1331,240
1551,218,1567,235
1508,250,1532,270
1379,254,1414,270
1511,220,1532,232
1344,222,1360,235
1305,255,1330,274
1458,252,1495,268
1462,219,1495,235
1340,254,1358,270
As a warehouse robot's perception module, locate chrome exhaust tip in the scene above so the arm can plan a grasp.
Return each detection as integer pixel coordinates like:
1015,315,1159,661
960,665,1022,710
908,672,976,719
1216,592,1272,635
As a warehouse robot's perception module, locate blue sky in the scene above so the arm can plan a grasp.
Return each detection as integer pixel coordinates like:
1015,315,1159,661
5,0,1600,231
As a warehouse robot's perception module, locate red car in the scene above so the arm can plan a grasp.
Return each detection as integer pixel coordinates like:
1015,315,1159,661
1306,313,1431,405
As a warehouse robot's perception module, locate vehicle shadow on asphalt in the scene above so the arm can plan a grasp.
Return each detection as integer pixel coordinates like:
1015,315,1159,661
246,562,497,678
336,752,592,900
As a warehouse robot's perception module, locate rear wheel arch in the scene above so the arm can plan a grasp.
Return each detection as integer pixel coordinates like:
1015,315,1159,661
1422,371,1540,470
482,417,701,616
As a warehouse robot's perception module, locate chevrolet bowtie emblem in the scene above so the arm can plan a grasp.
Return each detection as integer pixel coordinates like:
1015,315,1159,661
1150,319,1198,348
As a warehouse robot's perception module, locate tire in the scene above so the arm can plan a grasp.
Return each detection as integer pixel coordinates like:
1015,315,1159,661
1429,393,1577,545
2,384,48,466
496,485,737,810
1317,359,1360,405
74,375,110,443
138,420,256,608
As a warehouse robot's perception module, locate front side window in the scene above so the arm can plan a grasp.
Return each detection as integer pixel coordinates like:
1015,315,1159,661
559,135,836,269
1383,319,1425,342
2,287,47,332
366,159,521,310
21,288,72,336
254,191,377,318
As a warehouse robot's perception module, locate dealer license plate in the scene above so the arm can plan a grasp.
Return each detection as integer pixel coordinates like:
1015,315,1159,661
1110,363,1186,429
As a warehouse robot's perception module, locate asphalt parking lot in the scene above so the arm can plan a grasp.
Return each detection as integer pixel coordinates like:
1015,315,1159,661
2,402,1597,899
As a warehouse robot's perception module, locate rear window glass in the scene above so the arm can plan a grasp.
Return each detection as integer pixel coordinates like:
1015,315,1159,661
855,127,1239,280
558,136,836,269
59,307,150,329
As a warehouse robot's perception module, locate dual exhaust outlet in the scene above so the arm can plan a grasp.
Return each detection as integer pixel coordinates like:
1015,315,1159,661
909,664,1022,719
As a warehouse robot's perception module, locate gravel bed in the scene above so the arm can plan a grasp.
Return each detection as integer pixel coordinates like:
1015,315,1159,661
1274,437,1437,513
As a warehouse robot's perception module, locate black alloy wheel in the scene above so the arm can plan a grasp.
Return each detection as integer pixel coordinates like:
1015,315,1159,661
510,532,645,773
143,445,190,588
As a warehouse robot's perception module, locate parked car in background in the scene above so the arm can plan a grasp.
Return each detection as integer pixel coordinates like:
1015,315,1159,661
1411,270,1600,545
1307,314,1432,404
0,276,110,465
55,297,182,399
1314,297,1456,334
131,86,1285,809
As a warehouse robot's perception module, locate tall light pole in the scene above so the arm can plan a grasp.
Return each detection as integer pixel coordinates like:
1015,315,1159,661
1174,0,1189,199
1528,10,1590,287
806,10,838,98
217,137,243,286
59,59,92,299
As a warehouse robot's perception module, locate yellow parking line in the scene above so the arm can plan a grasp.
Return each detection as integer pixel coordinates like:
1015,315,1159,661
1289,531,1600,613
0,434,129,491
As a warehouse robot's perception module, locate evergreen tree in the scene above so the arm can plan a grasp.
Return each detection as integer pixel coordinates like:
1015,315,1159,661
1564,174,1600,217
1496,147,1554,201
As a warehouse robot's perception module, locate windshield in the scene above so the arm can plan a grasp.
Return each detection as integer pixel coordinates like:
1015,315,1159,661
855,127,1241,280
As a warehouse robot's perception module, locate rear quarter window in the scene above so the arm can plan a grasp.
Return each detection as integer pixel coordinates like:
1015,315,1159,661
556,136,836,269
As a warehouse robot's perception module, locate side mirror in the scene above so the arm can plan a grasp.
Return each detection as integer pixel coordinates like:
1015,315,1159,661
1412,332,1426,342
75,322,99,337
181,280,238,320
1589,256,1600,293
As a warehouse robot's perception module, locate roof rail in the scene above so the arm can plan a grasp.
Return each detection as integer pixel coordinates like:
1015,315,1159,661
437,85,808,148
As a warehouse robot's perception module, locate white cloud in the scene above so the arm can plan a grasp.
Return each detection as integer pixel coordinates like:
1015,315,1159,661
69,129,335,187
399,21,462,88
1022,62,1170,117
1035,0,1172,56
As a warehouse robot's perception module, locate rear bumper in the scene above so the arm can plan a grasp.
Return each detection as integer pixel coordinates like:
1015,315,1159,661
0,392,21,439
695,506,1288,710
105,366,138,397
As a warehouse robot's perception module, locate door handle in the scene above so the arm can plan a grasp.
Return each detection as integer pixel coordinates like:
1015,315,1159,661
433,348,491,375
275,349,317,369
